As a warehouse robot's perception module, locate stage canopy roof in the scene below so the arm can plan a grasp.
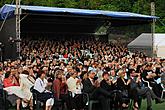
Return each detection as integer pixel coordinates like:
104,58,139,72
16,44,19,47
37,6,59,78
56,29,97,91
0,4,159,35
0,4,158,21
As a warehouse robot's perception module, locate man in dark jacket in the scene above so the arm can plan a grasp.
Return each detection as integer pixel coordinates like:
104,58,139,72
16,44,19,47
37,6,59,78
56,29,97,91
100,72,121,110
83,69,111,110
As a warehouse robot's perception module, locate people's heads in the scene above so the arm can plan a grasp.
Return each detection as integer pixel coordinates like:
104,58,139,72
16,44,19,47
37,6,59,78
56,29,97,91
22,70,29,75
10,67,17,75
0,62,3,68
88,69,96,79
5,71,12,79
38,70,46,79
110,69,116,77
162,66,165,73
42,66,48,74
118,69,125,78
18,66,23,73
0,67,3,76
130,69,136,77
77,63,83,69
102,72,110,81
55,69,63,79
67,66,73,73
145,63,152,71
70,69,78,78
16,58,21,64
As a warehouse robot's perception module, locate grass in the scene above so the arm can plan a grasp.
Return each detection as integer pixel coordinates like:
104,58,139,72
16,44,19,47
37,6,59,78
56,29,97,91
140,99,165,110
8,99,165,110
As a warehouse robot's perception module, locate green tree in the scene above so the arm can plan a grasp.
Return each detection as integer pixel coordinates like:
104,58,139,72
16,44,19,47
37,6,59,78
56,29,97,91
111,0,132,12
0,0,165,32
132,0,150,15
0,0,15,7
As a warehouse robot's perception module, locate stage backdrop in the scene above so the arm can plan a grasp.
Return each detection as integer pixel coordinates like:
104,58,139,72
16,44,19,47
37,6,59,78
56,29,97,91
0,17,18,60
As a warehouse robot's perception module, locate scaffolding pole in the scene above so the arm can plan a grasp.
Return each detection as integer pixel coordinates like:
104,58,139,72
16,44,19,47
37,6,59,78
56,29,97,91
151,2,156,57
15,0,21,58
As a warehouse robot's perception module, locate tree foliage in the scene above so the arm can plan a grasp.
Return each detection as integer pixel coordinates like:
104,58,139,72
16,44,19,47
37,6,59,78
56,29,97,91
0,0,165,32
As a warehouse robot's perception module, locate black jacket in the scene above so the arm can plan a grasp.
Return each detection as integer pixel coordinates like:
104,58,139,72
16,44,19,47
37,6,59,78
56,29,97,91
82,78,96,94
100,79,113,92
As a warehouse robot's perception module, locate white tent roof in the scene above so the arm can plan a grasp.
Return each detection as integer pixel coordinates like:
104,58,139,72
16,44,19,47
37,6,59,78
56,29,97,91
128,33,165,47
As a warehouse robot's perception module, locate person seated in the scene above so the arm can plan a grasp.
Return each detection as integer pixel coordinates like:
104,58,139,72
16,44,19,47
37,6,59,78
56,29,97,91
110,69,118,86
116,69,130,108
129,69,164,110
141,64,163,98
0,67,4,109
33,70,54,110
82,69,111,110
3,71,21,110
19,70,35,110
161,66,165,87
0,67,3,90
66,69,83,95
100,72,120,109
66,68,83,109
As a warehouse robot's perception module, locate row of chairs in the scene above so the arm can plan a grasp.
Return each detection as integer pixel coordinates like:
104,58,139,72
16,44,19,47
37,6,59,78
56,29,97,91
0,89,17,110
0,89,136,110
1,88,163,110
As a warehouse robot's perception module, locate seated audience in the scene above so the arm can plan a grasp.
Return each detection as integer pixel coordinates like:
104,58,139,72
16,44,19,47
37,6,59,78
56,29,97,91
83,69,111,110
33,70,54,110
66,68,83,109
19,70,35,109
3,71,22,110
53,69,69,109
0,36,164,110
116,69,130,108
129,69,164,110
141,64,163,98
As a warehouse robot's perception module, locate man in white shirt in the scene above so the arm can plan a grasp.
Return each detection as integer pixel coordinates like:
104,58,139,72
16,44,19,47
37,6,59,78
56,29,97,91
66,70,82,94
66,69,83,109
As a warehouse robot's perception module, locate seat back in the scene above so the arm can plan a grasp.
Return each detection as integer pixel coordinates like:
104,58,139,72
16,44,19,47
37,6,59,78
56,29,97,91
141,78,152,89
30,86,42,110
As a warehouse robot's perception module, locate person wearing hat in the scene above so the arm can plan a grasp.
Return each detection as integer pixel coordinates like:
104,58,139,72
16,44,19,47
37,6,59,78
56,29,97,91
82,69,111,110
33,70,54,110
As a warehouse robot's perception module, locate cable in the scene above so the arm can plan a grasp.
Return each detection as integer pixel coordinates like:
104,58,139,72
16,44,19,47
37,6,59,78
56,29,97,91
0,0,15,32
158,19,165,26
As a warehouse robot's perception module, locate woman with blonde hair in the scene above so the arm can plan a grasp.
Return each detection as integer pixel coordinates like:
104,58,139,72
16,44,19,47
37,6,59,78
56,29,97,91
117,69,130,108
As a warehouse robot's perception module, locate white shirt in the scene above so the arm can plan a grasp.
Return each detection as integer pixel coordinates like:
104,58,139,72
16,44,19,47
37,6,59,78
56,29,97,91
19,74,34,100
67,77,82,94
34,78,48,93
89,78,94,85
67,77,77,93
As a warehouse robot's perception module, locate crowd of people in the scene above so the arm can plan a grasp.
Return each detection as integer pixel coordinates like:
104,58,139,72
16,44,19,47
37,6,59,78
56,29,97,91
0,36,165,110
